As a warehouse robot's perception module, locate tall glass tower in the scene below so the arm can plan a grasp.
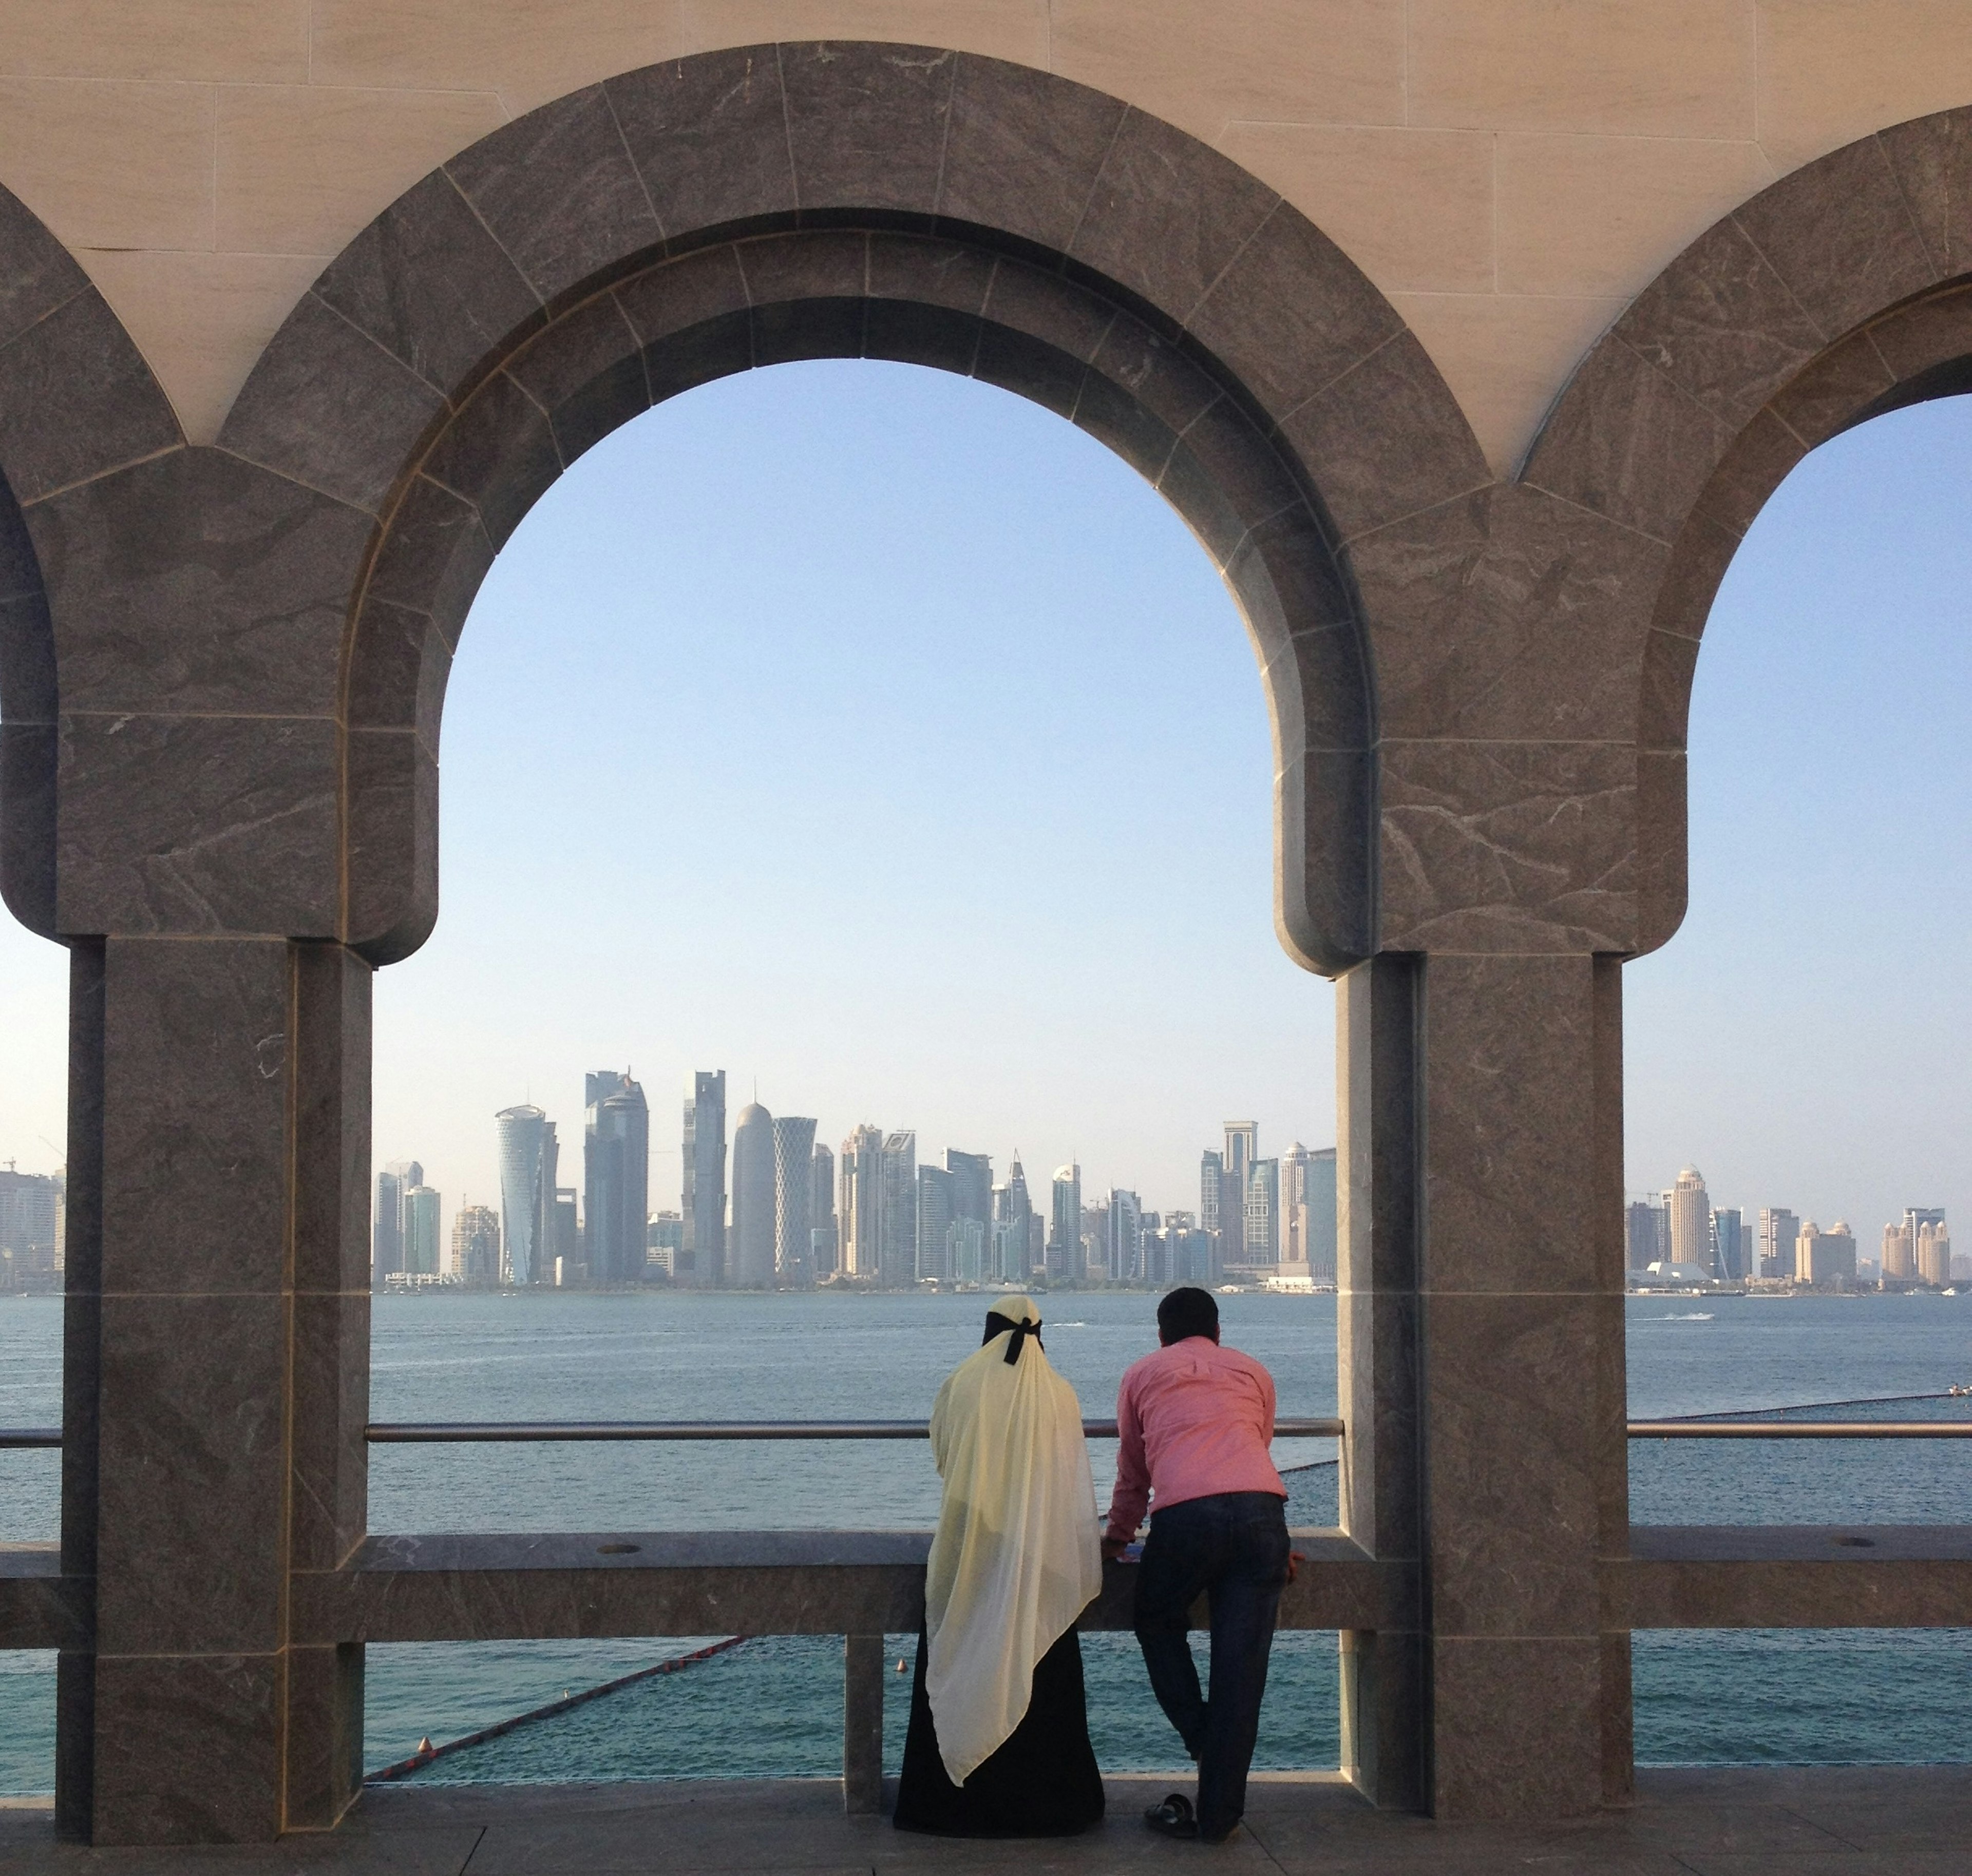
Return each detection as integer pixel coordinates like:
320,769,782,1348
495,1107,556,1287
772,1115,818,1287
681,1070,727,1287
584,1069,649,1286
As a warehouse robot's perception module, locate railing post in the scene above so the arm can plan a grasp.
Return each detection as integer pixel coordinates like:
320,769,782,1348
843,1633,885,1814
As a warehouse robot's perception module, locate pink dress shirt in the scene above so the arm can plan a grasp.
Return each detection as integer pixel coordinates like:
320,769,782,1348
1104,1335,1284,1542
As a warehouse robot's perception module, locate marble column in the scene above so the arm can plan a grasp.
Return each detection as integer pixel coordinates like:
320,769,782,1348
1337,951,1629,1819
55,937,371,1843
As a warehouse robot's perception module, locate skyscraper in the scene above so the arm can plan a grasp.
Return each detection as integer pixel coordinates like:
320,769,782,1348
1244,1157,1280,1266
646,1212,684,1277
839,1125,884,1278
1627,1199,1668,1271
1758,1207,1798,1280
584,1069,650,1286
1670,1167,1712,1274
772,1115,818,1287
0,1166,63,1289
495,1107,555,1286
681,1070,727,1287
373,1159,422,1288
879,1132,918,1287
450,1204,500,1288
1281,1144,1335,1282
1201,1150,1226,1270
1107,1188,1143,1281
730,1101,776,1289
1224,1123,1257,1187
1712,1207,1748,1282
403,1184,442,1278
917,1164,954,1285
1796,1220,1857,1287
1049,1164,1082,1279
947,1151,993,1273
810,1141,837,1276
1915,1210,1952,1286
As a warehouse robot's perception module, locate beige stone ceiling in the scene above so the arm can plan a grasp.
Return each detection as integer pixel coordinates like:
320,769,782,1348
2,0,1968,468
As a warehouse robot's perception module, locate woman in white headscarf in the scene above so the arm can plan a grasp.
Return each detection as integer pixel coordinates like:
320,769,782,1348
893,1294,1106,1837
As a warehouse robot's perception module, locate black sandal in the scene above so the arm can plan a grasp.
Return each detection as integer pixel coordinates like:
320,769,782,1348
1144,1792,1197,1840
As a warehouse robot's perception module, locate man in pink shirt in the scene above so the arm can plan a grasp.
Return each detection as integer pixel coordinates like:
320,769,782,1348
1103,1287,1290,1844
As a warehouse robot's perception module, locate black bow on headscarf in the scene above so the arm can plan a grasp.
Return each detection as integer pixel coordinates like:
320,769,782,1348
983,1309,1044,1363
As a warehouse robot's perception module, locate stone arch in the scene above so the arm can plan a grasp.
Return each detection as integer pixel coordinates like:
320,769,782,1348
1523,103,1972,956
215,41,1489,974
0,189,183,938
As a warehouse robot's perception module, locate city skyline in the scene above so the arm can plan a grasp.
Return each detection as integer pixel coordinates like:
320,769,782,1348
377,1084,1337,1292
4,371,1972,1240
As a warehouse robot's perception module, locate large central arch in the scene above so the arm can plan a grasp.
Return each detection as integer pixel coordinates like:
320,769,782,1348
213,41,1488,978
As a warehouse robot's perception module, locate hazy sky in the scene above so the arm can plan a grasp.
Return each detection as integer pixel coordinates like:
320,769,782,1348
1,367,1968,1243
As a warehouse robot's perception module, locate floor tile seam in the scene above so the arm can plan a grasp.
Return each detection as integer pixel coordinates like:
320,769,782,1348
1772,1801,1870,1852
453,1821,488,1875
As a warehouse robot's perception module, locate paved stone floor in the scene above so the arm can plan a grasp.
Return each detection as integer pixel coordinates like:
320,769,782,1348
3,1770,1970,1875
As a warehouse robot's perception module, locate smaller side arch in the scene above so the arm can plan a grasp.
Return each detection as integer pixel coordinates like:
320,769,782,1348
0,188,183,937
1523,103,1972,956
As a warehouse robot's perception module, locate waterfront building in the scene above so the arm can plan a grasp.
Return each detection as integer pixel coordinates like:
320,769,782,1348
646,1211,684,1278
808,1142,837,1277
0,1164,62,1290
495,1107,556,1287
450,1204,500,1288
1049,1164,1082,1279
1080,1200,1108,1281
1200,1150,1226,1267
730,1102,776,1289
1626,1199,1667,1271
583,1070,649,1286
681,1070,728,1287
1670,1167,1712,1275
1796,1219,1858,1288
917,1164,953,1284
372,1159,422,1287
1165,1212,1215,1285
838,1125,883,1278
1224,1122,1257,1188
1883,1219,1914,1282
553,1187,580,1282
769,1115,818,1287
1244,1155,1280,1265
1917,1213,1952,1287
1107,1188,1143,1282
951,1215,986,1284
1712,1207,1748,1282
1281,1143,1337,1285
1758,1207,1800,1281
878,1131,918,1288
946,1150,993,1272
989,1154,1033,1282
403,1185,442,1278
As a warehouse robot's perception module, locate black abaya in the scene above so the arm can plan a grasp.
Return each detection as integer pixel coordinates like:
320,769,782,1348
892,1620,1105,1836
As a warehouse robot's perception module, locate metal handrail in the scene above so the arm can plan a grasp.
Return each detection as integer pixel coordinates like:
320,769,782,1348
1627,1421,1972,1439
12,1415,1972,1450
364,1416,1348,1443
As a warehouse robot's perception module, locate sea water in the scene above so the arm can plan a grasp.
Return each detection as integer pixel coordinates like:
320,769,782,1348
4,1289,1972,1790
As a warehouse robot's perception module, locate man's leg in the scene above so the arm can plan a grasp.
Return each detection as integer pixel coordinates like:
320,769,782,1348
1133,1501,1219,1758
1197,1495,1291,1839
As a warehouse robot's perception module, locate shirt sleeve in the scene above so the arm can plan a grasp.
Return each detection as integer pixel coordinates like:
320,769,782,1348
1105,1370,1150,1542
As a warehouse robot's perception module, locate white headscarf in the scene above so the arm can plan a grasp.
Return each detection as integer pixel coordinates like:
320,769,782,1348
923,1294,1104,1786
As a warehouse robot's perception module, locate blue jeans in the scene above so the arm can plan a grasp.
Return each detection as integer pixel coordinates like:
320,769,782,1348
1132,1491,1291,1838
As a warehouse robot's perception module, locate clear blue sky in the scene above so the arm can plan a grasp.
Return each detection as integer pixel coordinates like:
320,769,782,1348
1,366,1967,1243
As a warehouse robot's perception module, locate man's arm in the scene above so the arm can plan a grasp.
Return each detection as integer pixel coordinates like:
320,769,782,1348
1104,1372,1150,1550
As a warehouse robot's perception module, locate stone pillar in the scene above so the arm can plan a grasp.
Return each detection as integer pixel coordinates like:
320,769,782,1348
55,937,371,1844
1337,951,1629,1820
1335,954,1425,1809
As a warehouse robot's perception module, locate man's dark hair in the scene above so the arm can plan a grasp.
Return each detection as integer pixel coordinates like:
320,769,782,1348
1157,1286,1219,1346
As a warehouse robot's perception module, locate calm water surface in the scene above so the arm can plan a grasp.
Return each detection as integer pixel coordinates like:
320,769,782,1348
5,1289,1972,1790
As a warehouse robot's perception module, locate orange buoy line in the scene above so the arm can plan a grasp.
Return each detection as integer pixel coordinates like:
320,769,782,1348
365,1636,748,1783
